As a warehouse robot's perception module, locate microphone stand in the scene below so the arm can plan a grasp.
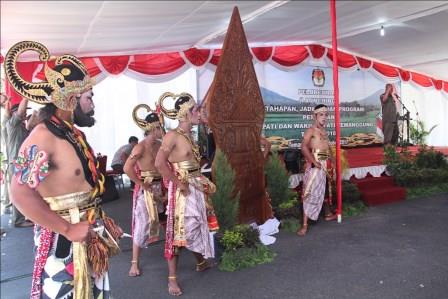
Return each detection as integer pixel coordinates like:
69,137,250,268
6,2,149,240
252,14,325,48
394,94,411,146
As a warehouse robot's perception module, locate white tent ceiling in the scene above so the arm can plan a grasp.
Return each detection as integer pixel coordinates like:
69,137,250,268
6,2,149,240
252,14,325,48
1,1,447,80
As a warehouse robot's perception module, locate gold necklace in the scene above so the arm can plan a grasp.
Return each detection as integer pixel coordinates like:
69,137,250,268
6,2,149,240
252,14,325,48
314,126,328,141
175,127,201,162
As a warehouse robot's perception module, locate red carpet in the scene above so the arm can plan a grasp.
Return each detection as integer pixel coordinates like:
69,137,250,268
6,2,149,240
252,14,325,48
350,175,406,206
344,145,448,168
345,145,448,205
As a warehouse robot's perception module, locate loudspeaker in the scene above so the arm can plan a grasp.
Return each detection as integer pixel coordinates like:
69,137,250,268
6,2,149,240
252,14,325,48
101,176,119,203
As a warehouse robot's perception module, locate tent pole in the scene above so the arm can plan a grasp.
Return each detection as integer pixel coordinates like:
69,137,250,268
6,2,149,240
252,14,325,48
330,0,343,223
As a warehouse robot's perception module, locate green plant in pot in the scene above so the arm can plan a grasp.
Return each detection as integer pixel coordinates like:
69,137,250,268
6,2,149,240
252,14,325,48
218,224,275,272
234,224,261,248
409,120,437,146
265,152,297,217
210,150,240,259
210,151,276,270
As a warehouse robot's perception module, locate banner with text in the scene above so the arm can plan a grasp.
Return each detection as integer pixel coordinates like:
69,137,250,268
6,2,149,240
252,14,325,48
198,64,400,150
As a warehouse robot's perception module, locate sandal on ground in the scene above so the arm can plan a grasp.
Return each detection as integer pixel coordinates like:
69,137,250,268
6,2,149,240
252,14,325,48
297,224,308,236
324,214,337,221
195,260,212,272
168,276,182,296
128,260,141,277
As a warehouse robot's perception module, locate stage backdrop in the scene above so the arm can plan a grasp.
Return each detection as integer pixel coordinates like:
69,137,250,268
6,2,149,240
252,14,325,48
199,64,401,150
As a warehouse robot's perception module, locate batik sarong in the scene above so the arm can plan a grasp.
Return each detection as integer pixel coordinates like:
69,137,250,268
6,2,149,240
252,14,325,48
32,191,110,299
302,149,333,221
164,160,215,260
132,170,164,247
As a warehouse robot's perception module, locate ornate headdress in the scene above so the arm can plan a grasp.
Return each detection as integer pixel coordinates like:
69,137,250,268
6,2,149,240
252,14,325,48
132,104,164,133
3,41,93,111
314,105,328,114
158,92,196,120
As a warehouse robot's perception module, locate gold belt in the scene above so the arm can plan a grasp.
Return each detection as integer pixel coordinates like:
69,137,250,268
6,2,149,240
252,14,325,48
55,198,101,217
43,191,100,220
141,170,161,177
172,160,202,180
142,177,162,182
312,149,330,161
175,168,202,180
185,168,201,175
141,170,162,183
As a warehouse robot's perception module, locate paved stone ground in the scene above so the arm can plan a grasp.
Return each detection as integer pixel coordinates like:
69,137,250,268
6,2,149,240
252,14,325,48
1,188,447,299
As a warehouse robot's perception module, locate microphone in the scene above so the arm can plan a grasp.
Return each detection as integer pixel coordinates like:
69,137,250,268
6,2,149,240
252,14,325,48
394,93,400,99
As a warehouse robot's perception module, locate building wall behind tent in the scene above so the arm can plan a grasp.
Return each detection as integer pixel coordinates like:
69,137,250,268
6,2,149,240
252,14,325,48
401,83,448,146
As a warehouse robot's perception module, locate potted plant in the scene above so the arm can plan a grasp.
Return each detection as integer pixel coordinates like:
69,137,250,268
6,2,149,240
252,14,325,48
265,153,297,218
210,150,240,260
210,150,276,270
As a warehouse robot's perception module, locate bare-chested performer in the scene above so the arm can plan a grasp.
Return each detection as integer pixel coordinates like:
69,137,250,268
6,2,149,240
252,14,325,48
155,92,216,296
297,104,337,236
124,104,166,277
5,41,121,298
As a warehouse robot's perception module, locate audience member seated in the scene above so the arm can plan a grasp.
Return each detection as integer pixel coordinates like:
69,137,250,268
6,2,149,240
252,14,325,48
111,136,138,190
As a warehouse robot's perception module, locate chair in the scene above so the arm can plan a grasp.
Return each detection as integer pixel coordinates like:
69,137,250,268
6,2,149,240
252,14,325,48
97,154,124,190
106,169,124,190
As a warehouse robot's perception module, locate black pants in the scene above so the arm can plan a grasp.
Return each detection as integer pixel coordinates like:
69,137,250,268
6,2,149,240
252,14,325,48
382,121,399,145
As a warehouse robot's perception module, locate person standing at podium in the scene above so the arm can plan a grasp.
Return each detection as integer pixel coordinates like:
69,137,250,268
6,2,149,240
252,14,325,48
380,83,399,146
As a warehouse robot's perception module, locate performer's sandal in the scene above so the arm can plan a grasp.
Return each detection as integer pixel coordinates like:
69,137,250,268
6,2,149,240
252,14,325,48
324,213,337,221
168,276,182,296
129,260,141,277
297,224,308,236
195,260,211,272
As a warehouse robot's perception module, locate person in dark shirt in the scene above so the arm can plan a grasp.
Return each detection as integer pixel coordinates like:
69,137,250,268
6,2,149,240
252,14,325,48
380,83,399,146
